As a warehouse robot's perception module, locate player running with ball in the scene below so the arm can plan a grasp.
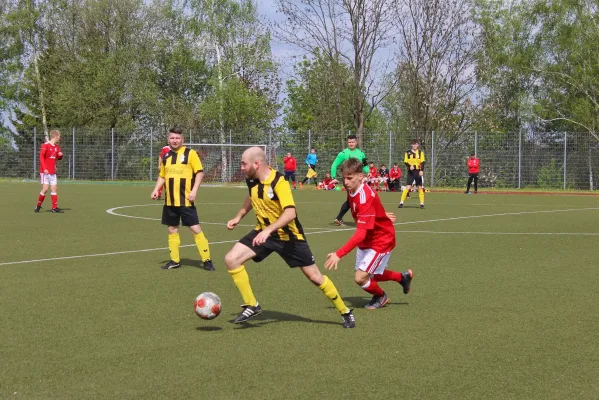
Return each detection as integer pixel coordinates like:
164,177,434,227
324,158,413,309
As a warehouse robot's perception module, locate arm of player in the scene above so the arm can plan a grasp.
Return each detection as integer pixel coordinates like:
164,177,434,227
252,207,296,246
151,176,165,199
187,171,204,202
40,146,48,174
227,195,253,230
324,228,368,270
330,152,345,178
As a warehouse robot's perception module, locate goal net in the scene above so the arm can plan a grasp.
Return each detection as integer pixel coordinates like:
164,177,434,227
186,143,274,184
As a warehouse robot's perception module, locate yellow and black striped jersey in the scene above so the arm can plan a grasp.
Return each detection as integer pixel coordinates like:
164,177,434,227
159,146,203,207
404,149,425,170
246,168,306,241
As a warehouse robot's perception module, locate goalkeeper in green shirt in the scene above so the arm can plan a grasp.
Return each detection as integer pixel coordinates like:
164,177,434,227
330,134,370,226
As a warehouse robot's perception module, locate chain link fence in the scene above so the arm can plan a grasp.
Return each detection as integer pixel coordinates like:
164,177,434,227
1,128,597,190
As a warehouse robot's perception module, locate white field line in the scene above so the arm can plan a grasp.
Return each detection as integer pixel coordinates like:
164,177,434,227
2,207,598,267
105,204,324,229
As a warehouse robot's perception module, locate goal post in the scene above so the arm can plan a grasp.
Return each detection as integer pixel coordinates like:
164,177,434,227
186,143,272,184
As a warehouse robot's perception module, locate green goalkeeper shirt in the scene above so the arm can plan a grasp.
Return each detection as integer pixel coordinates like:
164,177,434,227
330,148,370,178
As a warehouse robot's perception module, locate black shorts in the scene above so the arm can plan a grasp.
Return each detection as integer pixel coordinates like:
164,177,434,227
284,171,296,181
407,170,423,186
161,205,200,227
308,164,316,171
239,230,315,268
468,173,479,178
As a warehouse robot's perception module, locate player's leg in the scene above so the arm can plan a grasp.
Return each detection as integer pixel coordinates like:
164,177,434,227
372,252,413,295
473,174,478,193
161,206,182,269
163,225,181,269
334,193,350,225
399,184,411,208
299,264,354,328
225,234,267,323
35,174,49,211
188,223,214,272
291,172,297,189
466,174,473,193
184,206,214,270
354,248,387,309
417,183,425,208
49,177,61,212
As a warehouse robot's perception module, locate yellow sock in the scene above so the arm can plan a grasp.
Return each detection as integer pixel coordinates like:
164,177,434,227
194,231,211,262
318,276,350,314
168,232,181,262
418,188,424,204
228,265,257,306
400,188,409,202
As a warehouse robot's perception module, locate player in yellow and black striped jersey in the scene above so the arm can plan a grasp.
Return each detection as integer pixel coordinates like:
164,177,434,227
151,127,214,271
398,139,426,209
223,146,356,328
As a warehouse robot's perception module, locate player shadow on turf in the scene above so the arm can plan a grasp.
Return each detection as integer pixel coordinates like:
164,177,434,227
230,309,341,329
44,208,72,212
196,326,223,332
176,258,212,269
342,296,409,308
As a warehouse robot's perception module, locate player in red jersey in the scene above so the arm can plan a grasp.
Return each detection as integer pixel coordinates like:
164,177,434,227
35,130,64,213
324,157,413,309
465,152,480,194
366,162,381,191
155,145,170,199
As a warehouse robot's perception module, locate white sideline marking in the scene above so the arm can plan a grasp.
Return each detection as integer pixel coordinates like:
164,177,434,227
3,207,597,267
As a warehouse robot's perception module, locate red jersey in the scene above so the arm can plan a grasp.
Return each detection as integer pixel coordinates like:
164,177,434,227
467,157,480,173
283,156,296,171
336,184,396,257
39,142,63,174
368,168,379,179
389,167,402,179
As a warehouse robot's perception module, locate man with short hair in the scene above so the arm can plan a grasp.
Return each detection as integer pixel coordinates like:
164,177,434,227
330,134,369,226
325,157,413,309
151,127,215,271
224,147,355,328
35,129,64,213
300,148,318,188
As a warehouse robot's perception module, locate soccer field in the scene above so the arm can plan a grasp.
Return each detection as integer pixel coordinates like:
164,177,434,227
1,181,598,399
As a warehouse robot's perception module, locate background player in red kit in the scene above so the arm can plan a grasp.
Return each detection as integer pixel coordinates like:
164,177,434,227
465,152,480,194
35,130,64,213
324,158,413,309
283,152,297,189
155,145,170,200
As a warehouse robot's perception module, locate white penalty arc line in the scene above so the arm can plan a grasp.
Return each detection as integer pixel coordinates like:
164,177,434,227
105,204,324,230
3,207,598,267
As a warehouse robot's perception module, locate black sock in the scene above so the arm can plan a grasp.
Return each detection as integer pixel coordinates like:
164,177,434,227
336,200,350,221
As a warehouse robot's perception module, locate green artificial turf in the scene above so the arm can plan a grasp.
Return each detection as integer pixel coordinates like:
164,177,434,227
1,181,598,399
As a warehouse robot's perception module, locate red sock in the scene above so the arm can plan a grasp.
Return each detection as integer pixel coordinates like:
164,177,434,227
51,193,58,208
373,269,403,283
293,181,296,189
360,278,385,296
37,193,46,207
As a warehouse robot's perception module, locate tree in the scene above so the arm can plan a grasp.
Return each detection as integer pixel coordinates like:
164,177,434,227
273,0,393,145
389,0,479,147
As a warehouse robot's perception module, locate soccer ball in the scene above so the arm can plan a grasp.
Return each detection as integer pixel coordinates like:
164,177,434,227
194,292,222,320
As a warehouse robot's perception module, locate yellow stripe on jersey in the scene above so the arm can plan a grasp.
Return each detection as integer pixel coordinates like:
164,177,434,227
404,150,425,170
159,146,203,207
246,168,306,241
